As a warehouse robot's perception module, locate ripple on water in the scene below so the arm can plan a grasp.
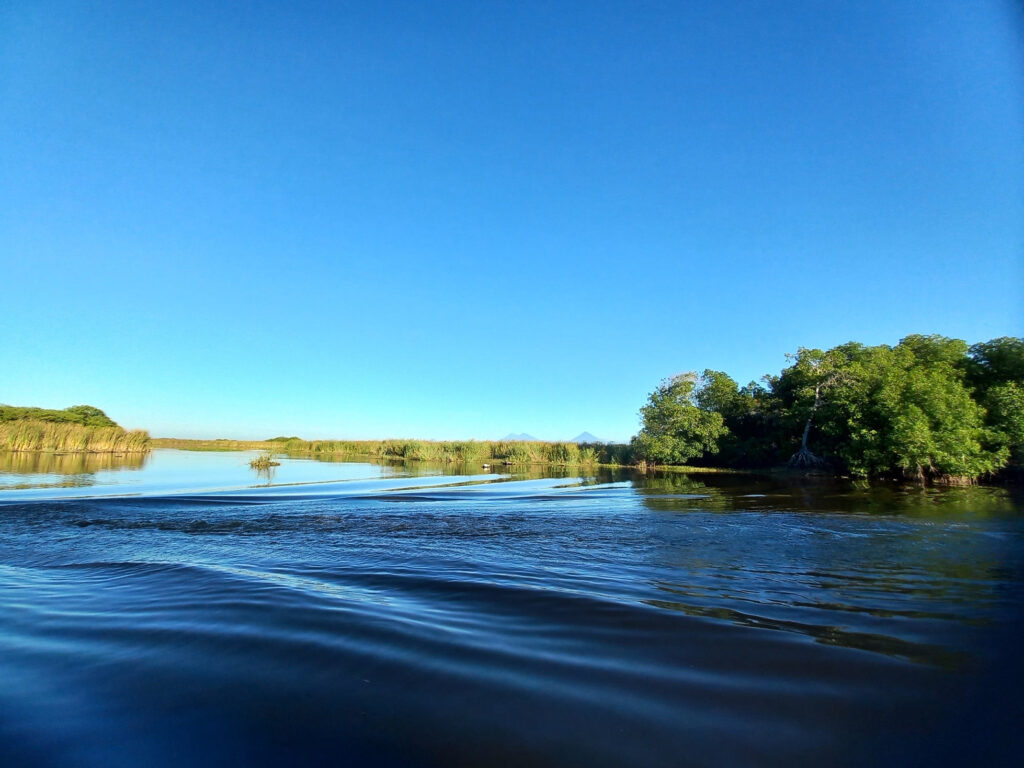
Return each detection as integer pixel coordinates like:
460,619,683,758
0,456,1022,766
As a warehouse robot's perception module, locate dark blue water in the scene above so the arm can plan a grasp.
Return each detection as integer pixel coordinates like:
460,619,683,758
2,452,1022,766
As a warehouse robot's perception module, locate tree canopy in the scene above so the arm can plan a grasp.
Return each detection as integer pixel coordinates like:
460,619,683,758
633,335,1022,481
0,404,119,428
631,373,728,465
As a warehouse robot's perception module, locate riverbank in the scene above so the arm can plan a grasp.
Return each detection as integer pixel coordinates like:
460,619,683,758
153,437,635,467
0,421,150,453
126,437,1021,485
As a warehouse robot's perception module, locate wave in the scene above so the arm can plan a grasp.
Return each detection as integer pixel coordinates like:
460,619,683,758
1,472,1021,766
0,556,964,768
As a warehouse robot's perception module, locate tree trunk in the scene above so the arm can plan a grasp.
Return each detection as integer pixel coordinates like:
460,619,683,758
788,384,825,468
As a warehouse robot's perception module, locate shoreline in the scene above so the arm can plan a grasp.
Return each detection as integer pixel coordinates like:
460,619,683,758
1,444,1017,487
2,437,1012,486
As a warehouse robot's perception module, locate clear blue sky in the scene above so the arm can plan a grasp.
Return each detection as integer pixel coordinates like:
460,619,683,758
2,1,1021,441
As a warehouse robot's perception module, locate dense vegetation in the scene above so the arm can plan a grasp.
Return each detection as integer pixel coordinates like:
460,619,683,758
631,335,1023,482
0,404,150,453
153,437,635,466
12,335,1013,480
0,404,118,427
249,451,281,469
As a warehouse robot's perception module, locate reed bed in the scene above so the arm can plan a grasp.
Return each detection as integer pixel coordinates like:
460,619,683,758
153,437,634,466
152,438,281,452
249,451,281,469
0,421,151,453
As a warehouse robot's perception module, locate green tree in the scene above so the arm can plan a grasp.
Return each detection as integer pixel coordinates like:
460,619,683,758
876,354,1005,479
0,403,118,427
633,334,1017,481
631,373,728,465
965,336,1024,395
768,336,1006,480
694,369,742,419
963,337,1024,471
833,337,1006,479
63,405,117,428
773,348,852,468
692,370,779,466
984,381,1024,467
898,334,969,368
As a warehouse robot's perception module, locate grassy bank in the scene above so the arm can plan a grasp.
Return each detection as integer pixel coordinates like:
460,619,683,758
153,437,635,466
0,421,151,453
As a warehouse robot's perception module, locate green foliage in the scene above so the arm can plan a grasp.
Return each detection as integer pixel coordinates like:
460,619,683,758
873,347,1004,479
0,403,117,427
963,337,1024,472
965,337,1024,395
154,437,628,467
985,381,1024,465
63,405,118,427
694,370,742,418
249,451,281,469
0,404,144,453
773,337,1006,479
545,442,581,465
492,441,539,463
438,441,486,463
898,334,969,368
638,334,1020,481
631,373,728,465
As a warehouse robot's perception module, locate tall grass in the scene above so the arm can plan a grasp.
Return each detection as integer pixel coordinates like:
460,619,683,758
249,451,281,469
153,437,636,466
152,438,282,452
0,421,151,453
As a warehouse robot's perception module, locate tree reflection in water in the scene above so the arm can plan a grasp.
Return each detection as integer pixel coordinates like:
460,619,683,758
0,450,148,489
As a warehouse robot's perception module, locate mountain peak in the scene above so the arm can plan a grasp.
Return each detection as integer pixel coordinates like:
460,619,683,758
502,432,538,441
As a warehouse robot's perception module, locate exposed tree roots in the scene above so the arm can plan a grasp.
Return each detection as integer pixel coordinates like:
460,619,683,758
788,446,825,469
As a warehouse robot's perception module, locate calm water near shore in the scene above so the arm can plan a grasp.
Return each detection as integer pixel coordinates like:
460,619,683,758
1,449,1022,766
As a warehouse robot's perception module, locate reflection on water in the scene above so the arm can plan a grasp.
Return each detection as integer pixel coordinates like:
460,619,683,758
303,453,632,482
0,450,148,489
0,450,148,476
0,450,1021,765
0,448,393,499
626,472,1022,670
633,470,1024,518
251,464,278,485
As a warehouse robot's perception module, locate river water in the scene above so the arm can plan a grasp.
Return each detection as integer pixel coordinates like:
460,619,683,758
1,449,1022,766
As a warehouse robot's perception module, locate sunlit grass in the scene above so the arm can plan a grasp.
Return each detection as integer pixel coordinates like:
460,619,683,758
153,437,636,466
0,421,151,453
249,451,281,469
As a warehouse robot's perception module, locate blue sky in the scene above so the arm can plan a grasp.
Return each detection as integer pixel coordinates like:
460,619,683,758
1,0,1021,441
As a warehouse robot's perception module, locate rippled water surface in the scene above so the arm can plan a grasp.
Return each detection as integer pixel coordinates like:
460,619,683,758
2,450,1022,766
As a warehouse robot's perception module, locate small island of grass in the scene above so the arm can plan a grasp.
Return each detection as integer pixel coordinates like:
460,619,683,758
249,452,281,470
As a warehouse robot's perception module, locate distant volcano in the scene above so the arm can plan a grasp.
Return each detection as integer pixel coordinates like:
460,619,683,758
502,433,539,441
570,432,602,443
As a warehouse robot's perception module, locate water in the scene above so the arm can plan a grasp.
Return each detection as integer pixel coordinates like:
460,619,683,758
1,450,1022,766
